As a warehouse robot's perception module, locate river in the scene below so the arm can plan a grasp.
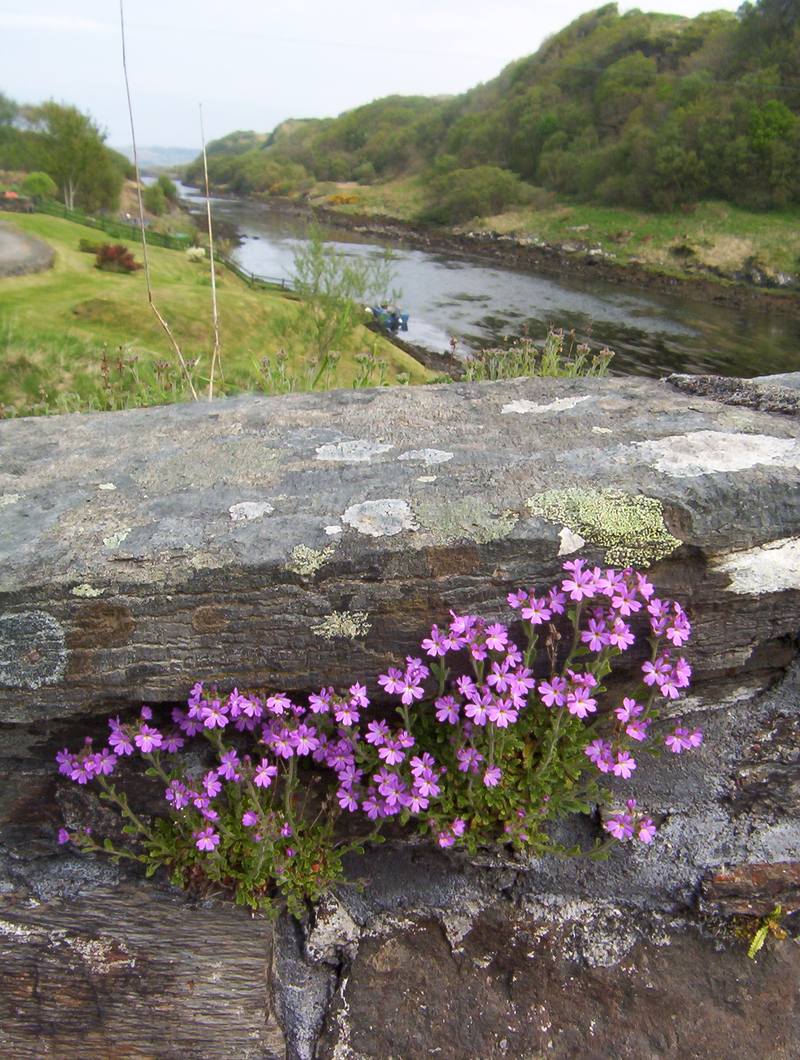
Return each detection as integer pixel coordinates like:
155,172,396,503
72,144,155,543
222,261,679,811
178,185,800,378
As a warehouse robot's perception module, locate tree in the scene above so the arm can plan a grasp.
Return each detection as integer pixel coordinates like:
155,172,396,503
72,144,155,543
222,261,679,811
143,182,167,216
34,102,122,211
292,225,397,377
20,171,57,201
156,174,178,202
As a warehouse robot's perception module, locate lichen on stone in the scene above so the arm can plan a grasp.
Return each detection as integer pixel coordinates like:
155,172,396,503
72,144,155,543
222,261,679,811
527,488,681,567
102,528,130,550
414,496,518,546
71,583,105,598
311,610,371,640
286,544,335,577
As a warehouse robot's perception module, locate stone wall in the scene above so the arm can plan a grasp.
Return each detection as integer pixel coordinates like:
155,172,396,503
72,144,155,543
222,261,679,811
0,373,798,1057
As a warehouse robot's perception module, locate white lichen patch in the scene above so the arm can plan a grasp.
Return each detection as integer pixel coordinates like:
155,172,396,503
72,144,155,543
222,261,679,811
501,396,591,415
558,526,586,556
712,537,800,595
315,439,393,463
527,488,680,568
0,493,21,508
102,528,130,550
634,431,800,478
71,584,105,598
398,448,454,466
97,482,117,491
592,426,613,435
324,525,343,536
286,544,335,576
342,499,417,537
312,610,371,640
417,475,437,483
229,501,274,522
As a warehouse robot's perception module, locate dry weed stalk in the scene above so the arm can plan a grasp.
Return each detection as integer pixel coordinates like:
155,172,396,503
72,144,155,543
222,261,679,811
200,104,222,400
119,0,199,401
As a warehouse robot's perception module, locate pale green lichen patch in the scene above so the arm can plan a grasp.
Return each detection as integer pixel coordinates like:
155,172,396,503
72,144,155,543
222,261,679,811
286,544,335,576
312,610,371,640
71,583,105,598
527,488,681,568
414,497,518,546
103,528,130,550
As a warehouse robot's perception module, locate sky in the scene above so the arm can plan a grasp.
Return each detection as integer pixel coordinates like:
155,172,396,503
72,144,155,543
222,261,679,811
1,1,741,149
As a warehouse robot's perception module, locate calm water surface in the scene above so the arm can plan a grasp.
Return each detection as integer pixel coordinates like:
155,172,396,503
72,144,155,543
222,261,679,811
180,186,800,378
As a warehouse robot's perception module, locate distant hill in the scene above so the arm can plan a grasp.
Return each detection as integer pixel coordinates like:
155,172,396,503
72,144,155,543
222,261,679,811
118,145,199,170
185,1,800,218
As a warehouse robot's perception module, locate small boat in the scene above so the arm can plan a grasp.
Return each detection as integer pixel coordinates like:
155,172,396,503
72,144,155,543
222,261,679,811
368,305,409,333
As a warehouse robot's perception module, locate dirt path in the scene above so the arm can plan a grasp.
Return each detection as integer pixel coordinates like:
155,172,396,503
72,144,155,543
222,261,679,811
0,220,54,278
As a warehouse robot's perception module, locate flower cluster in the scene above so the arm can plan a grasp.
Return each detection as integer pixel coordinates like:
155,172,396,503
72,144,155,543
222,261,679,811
56,559,703,912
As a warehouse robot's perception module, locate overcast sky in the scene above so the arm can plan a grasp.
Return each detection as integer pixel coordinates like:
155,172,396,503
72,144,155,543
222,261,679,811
1,1,741,149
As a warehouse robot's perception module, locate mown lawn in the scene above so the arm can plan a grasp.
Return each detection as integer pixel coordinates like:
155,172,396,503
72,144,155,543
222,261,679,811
0,214,432,415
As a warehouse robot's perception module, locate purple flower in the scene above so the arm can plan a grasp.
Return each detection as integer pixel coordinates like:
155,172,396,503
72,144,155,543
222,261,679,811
483,766,502,787
89,748,118,776
521,597,552,626
57,828,70,845
290,724,320,756
437,831,455,848
378,740,405,766
562,559,597,602
203,771,222,797
365,719,390,745
254,759,278,788
242,811,258,827
410,753,436,776
625,719,650,742
612,752,637,779
421,624,448,657
584,739,614,773
456,747,484,774
162,732,185,753
378,668,405,695
266,692,292,716
338,789,359,812
280,822,293,837
484,623,509,652
486,700,518,728
665,726,703,754
451,818,466,837
349,682,369,707
217,749,241,781
435,695,460,723
308,687,333,714
615,697,642,723
56,748,76,776
604,813,634,841
638,818,657,844
334,702,360,726
134,724,163,753
538,677,567,708
194,827,220,852
507,589,528,609
200,702,228,729
165,780,190,809
566,687,597,720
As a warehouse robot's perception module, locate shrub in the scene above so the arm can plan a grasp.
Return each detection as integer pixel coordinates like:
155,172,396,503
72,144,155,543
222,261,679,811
78,238,102,254
57,560,701,917
95,243,142,274
185,245,206,263
143,182,166,216
419,165,532,225
464,328,614,381
20,170,57,201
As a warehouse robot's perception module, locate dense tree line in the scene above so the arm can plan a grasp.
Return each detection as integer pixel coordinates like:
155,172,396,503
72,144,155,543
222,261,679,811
189,1,800,220
0,94,131,212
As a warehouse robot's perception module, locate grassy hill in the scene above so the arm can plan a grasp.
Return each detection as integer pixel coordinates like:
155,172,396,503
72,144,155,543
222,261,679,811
0,215,432,416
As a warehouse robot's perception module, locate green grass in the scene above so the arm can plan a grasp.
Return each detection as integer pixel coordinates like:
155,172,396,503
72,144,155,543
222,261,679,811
0,214,433,415
317,176,800,284
479,199,800,280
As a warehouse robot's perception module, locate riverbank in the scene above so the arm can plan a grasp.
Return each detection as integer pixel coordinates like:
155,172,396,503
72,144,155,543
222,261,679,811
305,198,800,320
188,177,800,319
0,214,432,416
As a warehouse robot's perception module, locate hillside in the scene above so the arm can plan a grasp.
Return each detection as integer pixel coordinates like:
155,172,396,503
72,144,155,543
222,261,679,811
0,215,431,416
186,1,800,217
